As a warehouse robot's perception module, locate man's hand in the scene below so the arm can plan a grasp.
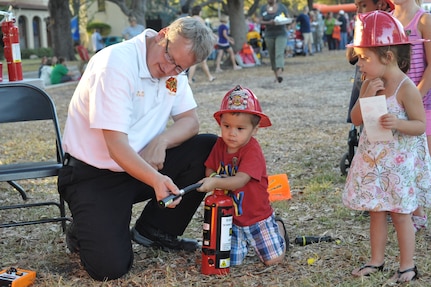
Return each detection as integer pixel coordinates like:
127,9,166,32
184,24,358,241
102,130,181,207
154,174,182,208
139,137,168,170
138,110,199,170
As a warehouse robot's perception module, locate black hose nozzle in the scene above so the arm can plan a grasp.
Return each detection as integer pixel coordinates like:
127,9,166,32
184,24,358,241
158,183,203,208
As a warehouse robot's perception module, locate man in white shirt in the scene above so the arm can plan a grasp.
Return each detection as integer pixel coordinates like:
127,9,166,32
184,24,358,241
59,17,217,281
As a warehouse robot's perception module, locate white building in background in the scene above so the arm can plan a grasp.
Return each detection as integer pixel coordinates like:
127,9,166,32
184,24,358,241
0,0,129,50
0,0,49,49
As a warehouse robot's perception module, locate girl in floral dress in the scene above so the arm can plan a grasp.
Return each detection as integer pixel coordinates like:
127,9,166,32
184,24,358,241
343,11,431,283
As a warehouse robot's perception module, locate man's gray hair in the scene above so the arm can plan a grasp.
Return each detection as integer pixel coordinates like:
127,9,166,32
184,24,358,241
166,17,217,63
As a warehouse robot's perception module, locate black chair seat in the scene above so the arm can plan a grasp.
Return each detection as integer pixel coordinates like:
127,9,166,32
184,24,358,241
0,162,62,181
0,83,70,230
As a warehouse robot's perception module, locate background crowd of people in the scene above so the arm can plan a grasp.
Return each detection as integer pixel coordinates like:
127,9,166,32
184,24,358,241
39,1,358,87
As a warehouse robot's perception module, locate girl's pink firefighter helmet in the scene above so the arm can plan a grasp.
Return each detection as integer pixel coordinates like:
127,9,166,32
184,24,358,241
214,85,272,128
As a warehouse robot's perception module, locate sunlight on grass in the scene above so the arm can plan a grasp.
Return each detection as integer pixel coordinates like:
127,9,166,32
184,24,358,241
2,57,80,75
3,51,431,287
302,178,334,202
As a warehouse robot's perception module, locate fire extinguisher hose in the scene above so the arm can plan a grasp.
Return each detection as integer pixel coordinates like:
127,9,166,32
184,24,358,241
158,182,203,208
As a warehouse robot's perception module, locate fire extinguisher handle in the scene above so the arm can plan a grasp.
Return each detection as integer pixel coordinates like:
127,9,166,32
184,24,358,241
158,182,203,208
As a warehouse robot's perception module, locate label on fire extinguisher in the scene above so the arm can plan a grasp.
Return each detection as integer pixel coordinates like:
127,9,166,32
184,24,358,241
219,215,232,251
12,43,21,62
218,258,230,268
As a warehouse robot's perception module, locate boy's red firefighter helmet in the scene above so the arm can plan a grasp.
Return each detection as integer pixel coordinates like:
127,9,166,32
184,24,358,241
214,85,272,127
347,10,425,48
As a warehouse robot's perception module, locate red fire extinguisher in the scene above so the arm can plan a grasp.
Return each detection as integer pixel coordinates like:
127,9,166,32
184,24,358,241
1,10,23,81
201,189,234,275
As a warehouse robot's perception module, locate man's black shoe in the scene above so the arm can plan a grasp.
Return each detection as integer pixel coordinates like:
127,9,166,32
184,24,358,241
131,226,199,252
66,222,79,254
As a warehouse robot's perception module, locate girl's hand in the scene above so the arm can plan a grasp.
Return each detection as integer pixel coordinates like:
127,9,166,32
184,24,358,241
380,113,398,130
362,78,384,98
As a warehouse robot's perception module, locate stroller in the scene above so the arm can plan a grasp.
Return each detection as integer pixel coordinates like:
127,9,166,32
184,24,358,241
340,65,363,176
286,29,304,57
293,29,305,56
339,125,360,176
246,24,263,60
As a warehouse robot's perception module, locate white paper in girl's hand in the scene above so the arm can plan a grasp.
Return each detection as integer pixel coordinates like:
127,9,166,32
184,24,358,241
359,95,393,142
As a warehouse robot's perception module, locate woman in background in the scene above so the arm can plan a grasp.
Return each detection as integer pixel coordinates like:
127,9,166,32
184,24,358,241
259,0,290,83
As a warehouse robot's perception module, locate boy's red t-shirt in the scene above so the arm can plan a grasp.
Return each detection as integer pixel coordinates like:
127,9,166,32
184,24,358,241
205,137,273,227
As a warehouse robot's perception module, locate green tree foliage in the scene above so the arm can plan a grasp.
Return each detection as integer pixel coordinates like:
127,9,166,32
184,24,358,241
86,22,112,36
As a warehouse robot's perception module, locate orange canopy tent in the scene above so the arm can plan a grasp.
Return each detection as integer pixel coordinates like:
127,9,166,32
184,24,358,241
313,3,357,14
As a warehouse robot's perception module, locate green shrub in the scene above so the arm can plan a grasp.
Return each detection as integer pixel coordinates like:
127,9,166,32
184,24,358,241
20,48,53,59
34,48,53,57
86,22,111,36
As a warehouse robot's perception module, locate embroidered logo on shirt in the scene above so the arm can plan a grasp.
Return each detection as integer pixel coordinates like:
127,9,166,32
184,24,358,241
136,91,145,97
166,77,177,94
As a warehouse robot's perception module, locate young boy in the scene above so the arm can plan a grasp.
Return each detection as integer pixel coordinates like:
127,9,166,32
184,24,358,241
197,85,288,266
214,15,242,72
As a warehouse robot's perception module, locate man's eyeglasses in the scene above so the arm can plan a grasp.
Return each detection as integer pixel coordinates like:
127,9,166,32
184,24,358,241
164,39,186,74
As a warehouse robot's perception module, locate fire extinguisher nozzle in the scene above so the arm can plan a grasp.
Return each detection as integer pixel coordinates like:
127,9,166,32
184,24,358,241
158,183,203,208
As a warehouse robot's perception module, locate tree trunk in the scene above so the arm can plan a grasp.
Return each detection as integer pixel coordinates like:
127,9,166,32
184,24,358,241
308,0,314,11
227,0,247,52
107,0,148,27
48,0,76,60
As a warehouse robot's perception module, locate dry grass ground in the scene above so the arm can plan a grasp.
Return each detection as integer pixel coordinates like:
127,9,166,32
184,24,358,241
1,51,430,286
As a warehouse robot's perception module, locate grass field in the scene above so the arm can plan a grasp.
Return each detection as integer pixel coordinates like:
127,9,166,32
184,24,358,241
1,50,430,286
1,57,81,76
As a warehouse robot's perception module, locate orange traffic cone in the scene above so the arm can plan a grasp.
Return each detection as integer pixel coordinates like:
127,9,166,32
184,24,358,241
267,174,291,202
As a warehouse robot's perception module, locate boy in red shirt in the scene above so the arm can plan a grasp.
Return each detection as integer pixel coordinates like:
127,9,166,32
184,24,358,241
198,85,288,266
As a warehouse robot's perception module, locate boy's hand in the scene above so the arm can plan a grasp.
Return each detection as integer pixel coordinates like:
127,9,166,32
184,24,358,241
197,177,218,193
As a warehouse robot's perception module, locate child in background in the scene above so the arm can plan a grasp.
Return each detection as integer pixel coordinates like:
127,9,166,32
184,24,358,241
50,57,74,85
39,58,53,86
197,85,288,266
392,0,431,233
38,56,48,78
343,11,431,283
187,5,215,84
51,56,58,67
214,15,242,73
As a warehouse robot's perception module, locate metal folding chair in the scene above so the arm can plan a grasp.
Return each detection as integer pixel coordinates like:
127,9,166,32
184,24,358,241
0,83,70,230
